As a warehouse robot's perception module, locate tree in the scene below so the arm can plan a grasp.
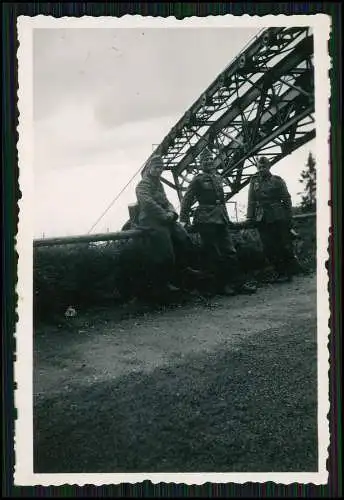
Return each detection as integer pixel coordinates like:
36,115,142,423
299,152,317,212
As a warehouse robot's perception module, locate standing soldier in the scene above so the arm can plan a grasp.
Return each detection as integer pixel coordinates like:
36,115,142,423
135,154,197,294
179,148,257,295
246,156,298,282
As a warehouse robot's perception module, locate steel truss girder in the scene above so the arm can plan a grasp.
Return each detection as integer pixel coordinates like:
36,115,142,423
142,27,315,203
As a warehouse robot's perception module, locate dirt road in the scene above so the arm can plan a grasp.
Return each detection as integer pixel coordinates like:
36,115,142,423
34,274,318,473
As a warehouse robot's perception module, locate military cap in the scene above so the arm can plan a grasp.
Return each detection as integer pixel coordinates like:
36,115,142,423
200,148,213,163
257,156,271,167
149,155,164,168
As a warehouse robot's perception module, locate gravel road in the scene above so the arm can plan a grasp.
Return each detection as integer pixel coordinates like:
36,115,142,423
33,273,318,473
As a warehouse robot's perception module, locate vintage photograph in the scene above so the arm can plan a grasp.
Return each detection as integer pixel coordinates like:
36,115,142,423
15,15,330,485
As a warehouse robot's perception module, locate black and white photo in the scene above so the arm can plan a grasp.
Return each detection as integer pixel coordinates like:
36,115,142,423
15,14,331,486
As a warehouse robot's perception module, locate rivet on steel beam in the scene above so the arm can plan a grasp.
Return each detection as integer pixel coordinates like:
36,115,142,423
262,33,270,46
238,55,246,69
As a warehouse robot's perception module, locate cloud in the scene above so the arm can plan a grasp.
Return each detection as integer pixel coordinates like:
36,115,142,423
33,26,260,179
33,27,259,126
34,100,182,173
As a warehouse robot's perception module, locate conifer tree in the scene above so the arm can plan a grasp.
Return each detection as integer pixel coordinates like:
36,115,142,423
299,152,316,212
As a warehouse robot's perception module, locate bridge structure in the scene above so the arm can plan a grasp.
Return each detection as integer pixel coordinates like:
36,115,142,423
143,26,315,203
34,26,315,247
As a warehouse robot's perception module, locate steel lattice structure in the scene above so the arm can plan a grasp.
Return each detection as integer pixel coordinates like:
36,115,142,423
142,27,315,203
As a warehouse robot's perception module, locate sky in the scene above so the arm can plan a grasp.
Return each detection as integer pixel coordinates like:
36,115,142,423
33,27,316,238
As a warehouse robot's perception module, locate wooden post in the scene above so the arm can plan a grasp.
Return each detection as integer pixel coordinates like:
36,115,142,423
33,228,149,248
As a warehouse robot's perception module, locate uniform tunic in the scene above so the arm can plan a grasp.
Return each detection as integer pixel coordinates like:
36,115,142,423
180,173,231,226
136,174,177,227
247,172,295,276
135,174,194,286
247,172,292,224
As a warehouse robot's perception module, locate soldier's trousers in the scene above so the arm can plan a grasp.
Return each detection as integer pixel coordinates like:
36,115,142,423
257,221,296,277
196,223,245,290
142,222,196,288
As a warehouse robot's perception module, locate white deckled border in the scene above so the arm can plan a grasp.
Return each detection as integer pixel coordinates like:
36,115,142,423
15,13,332,486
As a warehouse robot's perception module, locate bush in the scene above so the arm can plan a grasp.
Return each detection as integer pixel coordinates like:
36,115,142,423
292,215,317,270
34,216,316,324
35,240,129,322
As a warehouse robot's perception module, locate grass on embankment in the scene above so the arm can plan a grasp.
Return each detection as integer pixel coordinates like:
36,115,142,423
34,216,316,324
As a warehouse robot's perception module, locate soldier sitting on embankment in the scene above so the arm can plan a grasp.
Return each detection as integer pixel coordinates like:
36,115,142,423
135,154,199,294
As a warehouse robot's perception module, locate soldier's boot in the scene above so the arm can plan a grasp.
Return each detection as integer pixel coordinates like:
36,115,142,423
291,256,309,276
267,271,291,283
235,281,258,294
153,271,181,295
276,275,293,283
166,283,181,292
261,268,279,284
220,284,237,296
273,263,293,282
185,266,204,277
149,282,181,302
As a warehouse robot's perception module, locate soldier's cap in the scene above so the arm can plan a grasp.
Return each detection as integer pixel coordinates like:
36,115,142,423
200,148,213,163
257,156,270,167
149,155,164,169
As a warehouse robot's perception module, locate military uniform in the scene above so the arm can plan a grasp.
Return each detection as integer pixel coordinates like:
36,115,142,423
247,171,296,278
135,173,194,289
180,172,250,293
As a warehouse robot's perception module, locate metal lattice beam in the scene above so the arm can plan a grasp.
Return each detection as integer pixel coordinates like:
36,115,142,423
142,27,315,202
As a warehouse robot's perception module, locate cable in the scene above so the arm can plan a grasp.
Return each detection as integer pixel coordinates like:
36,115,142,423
86,162,145,234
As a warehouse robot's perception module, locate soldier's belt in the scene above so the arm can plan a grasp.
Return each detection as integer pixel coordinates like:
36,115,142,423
199,201,222,206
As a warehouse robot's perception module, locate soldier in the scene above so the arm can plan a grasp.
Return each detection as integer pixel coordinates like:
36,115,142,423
179,148,257,295
246,156,298,282
135,154,197,294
